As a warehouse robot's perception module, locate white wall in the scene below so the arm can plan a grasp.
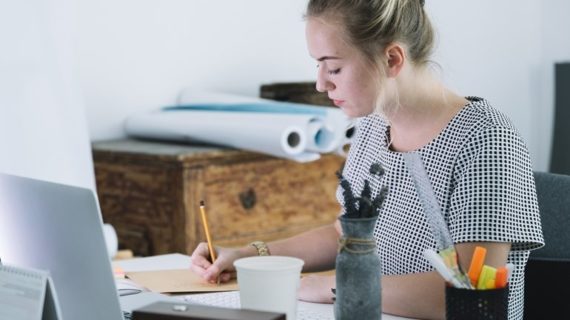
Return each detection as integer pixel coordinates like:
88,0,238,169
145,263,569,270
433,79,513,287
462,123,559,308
76,0,570,171
428,1,543,167
0,0,94,189
537,0,570,171
76,0,314,140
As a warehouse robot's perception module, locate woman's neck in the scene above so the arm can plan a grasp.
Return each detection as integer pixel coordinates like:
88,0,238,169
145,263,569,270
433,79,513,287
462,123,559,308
385,70,468,152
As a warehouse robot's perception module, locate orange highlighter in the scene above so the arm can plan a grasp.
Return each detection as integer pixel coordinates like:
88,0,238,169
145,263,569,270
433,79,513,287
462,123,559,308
495,266,508,288
467,246,487,287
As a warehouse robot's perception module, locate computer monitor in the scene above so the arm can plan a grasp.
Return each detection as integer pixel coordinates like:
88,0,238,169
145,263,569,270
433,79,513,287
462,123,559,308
0,173,124,320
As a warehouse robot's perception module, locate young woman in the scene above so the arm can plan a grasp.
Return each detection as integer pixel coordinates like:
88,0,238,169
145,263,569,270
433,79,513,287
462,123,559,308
191,1,544,319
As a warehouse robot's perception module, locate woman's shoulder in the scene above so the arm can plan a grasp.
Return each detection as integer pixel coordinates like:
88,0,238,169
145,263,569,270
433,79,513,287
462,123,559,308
460,97,519,133
453,97,532,162
351,114,389,147
355,113,388,133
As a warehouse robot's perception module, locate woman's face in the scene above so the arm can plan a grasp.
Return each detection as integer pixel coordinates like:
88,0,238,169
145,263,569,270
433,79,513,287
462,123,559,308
306,17,379,118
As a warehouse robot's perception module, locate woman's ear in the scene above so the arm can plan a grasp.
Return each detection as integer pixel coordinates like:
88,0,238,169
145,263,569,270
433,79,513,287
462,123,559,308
384,43,405,78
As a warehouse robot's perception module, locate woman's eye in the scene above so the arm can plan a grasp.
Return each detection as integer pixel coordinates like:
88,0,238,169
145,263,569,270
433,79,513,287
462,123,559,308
328,68,341,75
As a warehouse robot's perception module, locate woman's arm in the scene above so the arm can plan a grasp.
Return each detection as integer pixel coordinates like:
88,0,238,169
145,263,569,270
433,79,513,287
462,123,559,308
268,221,341,272
298,241,511,319
191,221,341,283
382,241,511,320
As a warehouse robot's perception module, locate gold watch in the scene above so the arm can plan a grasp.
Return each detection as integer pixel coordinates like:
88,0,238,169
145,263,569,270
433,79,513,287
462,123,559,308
250,241,271,256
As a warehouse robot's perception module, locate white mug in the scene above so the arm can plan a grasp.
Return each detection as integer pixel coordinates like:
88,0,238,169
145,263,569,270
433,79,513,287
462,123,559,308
234,256,304,320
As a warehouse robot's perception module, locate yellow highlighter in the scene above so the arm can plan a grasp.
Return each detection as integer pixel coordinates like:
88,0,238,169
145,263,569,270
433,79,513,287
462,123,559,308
477,265,497,290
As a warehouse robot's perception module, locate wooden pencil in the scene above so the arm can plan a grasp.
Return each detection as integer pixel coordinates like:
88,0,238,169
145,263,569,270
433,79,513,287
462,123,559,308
199,200,216,262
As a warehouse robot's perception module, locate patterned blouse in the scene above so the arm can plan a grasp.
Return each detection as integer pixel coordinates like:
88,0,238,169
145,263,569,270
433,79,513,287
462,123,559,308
337,97,544,319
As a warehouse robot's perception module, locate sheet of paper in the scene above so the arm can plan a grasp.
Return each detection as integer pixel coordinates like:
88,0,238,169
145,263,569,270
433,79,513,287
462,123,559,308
112,253,191,272
126,269,238,293
180,291,415,320
181,291,333,320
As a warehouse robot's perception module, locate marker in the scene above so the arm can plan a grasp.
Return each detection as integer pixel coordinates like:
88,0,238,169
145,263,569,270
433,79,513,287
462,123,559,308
477,265,497,290
506,263,514,282
495,266,508,288
424,249,466,288
467,246,487,287
439,248,473,289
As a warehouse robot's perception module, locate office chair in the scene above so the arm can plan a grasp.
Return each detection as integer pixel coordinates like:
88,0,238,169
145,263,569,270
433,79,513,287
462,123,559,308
524,171,570,319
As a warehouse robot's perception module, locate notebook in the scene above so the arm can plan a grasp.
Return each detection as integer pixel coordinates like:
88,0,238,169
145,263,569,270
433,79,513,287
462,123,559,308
0,264,61,320
0,173,176,320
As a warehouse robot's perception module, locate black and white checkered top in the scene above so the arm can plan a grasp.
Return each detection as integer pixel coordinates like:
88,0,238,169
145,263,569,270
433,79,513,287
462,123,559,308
337,97,544,319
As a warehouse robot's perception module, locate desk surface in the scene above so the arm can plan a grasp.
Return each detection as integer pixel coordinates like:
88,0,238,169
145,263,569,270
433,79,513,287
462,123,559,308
113,254,415,320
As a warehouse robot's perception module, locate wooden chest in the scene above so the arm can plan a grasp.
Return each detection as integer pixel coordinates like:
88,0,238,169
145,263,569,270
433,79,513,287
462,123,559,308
93,139,345,257
260,82,334,107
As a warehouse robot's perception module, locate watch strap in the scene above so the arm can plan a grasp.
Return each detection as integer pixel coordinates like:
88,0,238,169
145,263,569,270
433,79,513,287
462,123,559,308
250,241,271,256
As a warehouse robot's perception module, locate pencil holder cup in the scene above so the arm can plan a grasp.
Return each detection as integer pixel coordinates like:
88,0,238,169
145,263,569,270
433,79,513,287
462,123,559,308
445,285,509,320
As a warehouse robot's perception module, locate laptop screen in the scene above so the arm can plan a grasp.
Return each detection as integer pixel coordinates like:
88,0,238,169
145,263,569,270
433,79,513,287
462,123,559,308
0,173,124,320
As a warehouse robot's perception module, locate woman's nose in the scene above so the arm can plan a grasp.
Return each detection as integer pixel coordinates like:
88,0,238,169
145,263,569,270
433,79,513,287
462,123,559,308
316,71,334,93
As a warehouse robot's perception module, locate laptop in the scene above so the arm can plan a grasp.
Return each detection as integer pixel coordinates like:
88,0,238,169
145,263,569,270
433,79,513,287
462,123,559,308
0,173,176,320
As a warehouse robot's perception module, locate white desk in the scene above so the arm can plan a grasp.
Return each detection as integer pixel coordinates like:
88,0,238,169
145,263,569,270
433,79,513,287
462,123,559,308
113,254,415,320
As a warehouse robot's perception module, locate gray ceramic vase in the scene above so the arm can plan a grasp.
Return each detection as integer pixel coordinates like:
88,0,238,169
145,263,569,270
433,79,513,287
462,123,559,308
334,215,382,320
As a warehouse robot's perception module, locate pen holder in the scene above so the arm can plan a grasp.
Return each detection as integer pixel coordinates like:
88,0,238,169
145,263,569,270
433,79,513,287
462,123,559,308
445,285,509,320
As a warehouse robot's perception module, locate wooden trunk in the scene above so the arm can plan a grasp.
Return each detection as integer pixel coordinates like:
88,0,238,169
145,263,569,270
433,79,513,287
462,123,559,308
259,82,334,107
93,139,345,256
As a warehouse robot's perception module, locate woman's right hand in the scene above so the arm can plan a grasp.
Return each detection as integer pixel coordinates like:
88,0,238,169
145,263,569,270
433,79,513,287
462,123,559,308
190,242,255,284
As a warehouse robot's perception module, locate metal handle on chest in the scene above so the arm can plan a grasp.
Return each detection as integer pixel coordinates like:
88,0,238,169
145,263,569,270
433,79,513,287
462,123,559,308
238,188,256,210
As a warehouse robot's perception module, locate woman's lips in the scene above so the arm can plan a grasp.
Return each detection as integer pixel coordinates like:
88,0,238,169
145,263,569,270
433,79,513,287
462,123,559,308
332,99,345,107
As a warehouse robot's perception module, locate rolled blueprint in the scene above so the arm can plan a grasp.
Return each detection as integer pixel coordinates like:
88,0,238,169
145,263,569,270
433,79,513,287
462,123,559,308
335,121,356,157
125,110,322,162
125,89,356,162
178,89,264,105
176,88,354,154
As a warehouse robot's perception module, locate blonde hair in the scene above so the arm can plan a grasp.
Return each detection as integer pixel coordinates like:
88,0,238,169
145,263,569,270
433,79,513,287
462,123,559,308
306,0,436,115
306,0,434,67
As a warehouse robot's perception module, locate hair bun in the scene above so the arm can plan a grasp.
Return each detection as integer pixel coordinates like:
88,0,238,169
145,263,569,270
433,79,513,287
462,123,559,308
420,0,425,7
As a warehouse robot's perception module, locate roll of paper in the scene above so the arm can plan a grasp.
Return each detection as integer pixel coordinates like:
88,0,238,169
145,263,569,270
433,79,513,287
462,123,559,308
125,110,322,162
125,89,356,162
179,89,354,150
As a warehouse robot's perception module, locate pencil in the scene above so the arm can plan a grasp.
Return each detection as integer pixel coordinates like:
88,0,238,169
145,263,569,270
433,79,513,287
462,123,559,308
199,200,217,263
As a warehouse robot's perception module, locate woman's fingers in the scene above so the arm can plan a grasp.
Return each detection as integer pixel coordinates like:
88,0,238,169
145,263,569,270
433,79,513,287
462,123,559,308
190,243,247,283
298,275,336,304
218,271,237,283
190,242,214,276
191,244,235,282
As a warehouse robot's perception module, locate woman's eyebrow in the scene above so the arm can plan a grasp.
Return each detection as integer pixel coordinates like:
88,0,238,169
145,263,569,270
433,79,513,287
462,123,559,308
317,56,341,61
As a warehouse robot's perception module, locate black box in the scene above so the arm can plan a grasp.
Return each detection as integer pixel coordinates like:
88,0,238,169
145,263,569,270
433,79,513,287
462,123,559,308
445,286,509,320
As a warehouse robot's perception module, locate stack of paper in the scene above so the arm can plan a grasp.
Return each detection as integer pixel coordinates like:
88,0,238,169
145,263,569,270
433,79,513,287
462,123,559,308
124,89,355,162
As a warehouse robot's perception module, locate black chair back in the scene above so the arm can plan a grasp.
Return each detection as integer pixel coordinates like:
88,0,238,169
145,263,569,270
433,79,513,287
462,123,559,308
524,171,570,319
